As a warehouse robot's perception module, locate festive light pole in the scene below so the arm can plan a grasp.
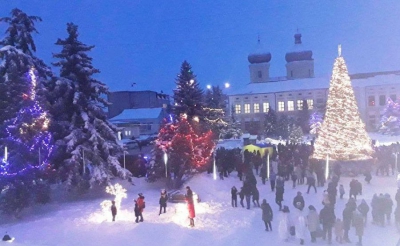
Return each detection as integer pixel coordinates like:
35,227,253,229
267,153,270,180
164,152,168,178
213,151,217,180
325,155,330,180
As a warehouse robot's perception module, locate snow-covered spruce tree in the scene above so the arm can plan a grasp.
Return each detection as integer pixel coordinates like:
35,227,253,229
203,85,228,137
173,61,205,121
264,107,278,137
0,67,54,215
288,124,304,144
378,98,400,135
312,48,373,160
309,111,323,136
51,23,127,190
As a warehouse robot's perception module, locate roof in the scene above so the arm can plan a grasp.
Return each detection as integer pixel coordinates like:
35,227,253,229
229,71,400,96
110,108,163,121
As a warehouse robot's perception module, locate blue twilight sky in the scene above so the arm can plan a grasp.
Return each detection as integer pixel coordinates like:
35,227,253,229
1,1,400,95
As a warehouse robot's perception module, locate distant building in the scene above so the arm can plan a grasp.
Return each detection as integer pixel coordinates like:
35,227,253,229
108,90,170,119
108,90,170,137
229,32,400,134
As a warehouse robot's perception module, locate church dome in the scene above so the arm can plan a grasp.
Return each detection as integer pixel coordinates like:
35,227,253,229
285,33,313,63
248,38,271,64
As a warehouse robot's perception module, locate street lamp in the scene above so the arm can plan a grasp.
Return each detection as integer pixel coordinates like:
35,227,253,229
206,84,211,90
224,82,230,88
164,152,168,178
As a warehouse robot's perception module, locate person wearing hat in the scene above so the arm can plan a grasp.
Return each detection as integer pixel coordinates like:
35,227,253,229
293,191,305,211
136,193,145,222
185,186,196,227
261,199,273,231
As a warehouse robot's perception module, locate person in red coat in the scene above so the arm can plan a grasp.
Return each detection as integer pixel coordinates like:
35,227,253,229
136,193,145,222
185,186,196,227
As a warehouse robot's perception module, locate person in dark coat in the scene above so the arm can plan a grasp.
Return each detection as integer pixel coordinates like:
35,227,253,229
291,170,298,188
260,165,267,185
293,191,305,211
231,186,238,207
275,185,284,211
343,203,355,243
252,186,260,207
134,200,140,223
327,181,337,205
349,179,357,199
384,193,394,225
111,200,117,222
364,171,372,184
320,204,336,244
243,183,252,209
307,172,317,194
185,186,196,227
159,189,168,215
261,199,273,231
239,187,245,208
270,171,277,192
396,188,400,207
339,184,345,199
136,193,145,222
357,199,370,226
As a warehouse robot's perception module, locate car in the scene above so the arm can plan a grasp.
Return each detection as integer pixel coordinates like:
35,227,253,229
167,189,201,203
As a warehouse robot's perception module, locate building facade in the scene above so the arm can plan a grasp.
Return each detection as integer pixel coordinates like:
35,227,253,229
229,33,400,133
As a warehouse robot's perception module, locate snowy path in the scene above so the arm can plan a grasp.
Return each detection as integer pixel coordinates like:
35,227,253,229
0,173,399,246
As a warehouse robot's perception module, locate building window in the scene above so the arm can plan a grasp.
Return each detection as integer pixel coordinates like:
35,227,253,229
379,95,386,106
263,102,269,113
254,103,260,113
307,99,314,110
235,104,241,114
316,98,324,104
257,71,262,78
288,101,294,111
278,101,285,112
297,100,303,110
390,94,397,102
290,71,293,77
368,96,375,106
244,104,250,114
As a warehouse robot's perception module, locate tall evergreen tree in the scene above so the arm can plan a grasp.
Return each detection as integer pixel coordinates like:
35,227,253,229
203,85,228,137
173,61,204,121
312,48,373,160
51,23,126,189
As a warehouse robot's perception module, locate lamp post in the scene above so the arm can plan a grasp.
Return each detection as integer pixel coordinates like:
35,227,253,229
164,152,168,178
267,153,270,180
4,146,8,161
213,151,217,180
325,154,330,181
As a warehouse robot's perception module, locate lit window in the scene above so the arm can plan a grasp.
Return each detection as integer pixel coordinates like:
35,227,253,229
307,99,314,110
244,104,250,114
297,100,303,110
254,103,260,113
263,102,269,113
235,104,241,114
288,101,294,111
257,71,262,78
379,95,386,106
278,101,285,112
368,96,375,106
125,131,129,136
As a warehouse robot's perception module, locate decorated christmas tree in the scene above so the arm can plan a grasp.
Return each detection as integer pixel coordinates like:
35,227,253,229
0,67,54,214
312,46,373,160
378,98,400,135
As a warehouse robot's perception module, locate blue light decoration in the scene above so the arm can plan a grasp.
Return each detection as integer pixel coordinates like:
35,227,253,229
0,67,54,177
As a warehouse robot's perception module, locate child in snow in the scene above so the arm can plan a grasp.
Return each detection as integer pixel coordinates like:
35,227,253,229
159,189,168,215
339,184,345,199
111,200,117,222
334,218,344,243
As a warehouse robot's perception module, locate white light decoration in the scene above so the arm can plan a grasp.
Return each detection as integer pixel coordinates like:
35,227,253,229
100,183,127,217
312,45,373,161
189,79,194,84
193,116,199,122
325,154,329,180
224,82,230,88
206,84,211,89
213,153,217,180
164,152,168,178
267,153,270,180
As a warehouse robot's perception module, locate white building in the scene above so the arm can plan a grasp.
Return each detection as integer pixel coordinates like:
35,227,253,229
228,33,400,134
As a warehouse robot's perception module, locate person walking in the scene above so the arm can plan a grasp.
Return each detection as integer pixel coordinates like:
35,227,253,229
357,199,370,226
319,204,336,244
343,203,354,243
261,199,273,231
276,186,284,211
293,191,305,211
307,205,320,243
307,171,317,194
136,193,145,222
270,171,277,192
239,187,245,208
339,184,345,199
252,186,260,207
159,189,168,215
185,186,196,227
231,186,238,207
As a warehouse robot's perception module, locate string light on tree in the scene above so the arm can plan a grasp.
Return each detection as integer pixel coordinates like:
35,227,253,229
312,45,373,161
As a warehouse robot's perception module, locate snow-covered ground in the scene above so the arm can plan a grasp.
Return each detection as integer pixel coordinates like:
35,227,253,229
0,172,399,246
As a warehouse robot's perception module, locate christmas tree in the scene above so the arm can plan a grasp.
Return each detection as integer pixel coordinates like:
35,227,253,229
0,67,54,214
173,61,204,121
51,23,127,189
203,85,228,137
378,98,400,135
312,46,373,160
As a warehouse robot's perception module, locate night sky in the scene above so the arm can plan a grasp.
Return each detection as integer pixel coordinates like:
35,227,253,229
1,1,400,95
